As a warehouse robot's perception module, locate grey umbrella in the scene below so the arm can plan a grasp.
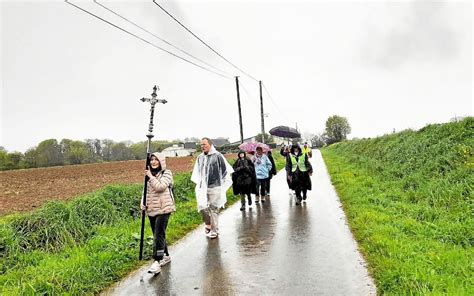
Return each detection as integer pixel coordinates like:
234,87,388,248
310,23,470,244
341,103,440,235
269,126,301,139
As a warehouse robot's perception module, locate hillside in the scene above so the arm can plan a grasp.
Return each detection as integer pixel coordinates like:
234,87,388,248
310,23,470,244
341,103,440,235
322,118,473,295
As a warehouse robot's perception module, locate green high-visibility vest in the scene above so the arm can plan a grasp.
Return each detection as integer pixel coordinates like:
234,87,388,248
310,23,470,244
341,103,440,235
290,154,307,172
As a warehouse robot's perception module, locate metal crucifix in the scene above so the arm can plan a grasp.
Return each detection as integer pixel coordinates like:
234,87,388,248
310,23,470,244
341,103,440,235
139,85,167,260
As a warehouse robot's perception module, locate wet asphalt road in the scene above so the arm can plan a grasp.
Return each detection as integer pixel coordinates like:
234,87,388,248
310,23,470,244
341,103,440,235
105,150,376,296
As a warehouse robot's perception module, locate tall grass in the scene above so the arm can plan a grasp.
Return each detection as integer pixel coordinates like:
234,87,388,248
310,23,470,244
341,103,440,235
0,172,239,295
322,118,473,295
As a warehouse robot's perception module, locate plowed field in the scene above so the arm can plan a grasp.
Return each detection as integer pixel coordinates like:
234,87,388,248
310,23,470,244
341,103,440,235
0,154,236,216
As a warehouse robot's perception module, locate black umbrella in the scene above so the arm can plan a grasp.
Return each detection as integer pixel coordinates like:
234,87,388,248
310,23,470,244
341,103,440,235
269,126,301,139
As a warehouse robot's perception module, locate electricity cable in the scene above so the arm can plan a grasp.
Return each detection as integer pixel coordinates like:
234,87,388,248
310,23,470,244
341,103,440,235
239,81,262,110
93,0,233,78
65,0,232,80
152,0,259,82
262,82,295,126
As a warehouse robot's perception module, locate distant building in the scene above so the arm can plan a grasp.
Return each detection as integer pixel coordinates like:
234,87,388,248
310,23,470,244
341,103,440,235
228,136,257,145
450,116,467,122
184,142,197,149
271,136,287,146
211,138,230,147
161,143,195,158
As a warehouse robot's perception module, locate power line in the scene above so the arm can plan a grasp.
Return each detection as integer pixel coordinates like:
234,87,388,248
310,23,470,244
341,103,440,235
261,82,294,125
241,80,293,133
93,0,233,78
239,81,261,110
152,0,259,82
65,0,232,80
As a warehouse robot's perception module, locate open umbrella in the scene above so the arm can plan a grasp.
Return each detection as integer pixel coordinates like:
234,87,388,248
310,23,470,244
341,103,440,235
269,126,301,139
238,142,271,153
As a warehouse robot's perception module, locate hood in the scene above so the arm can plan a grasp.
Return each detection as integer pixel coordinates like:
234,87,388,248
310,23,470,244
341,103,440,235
151,152,167,170
237,150,247,159
290,144,301,155
205,145,218,155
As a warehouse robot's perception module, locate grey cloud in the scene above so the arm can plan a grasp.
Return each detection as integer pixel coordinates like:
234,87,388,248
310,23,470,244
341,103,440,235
361,1,469,68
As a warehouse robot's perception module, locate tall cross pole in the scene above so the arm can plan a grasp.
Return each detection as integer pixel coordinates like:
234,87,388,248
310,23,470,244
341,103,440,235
139,85,167,260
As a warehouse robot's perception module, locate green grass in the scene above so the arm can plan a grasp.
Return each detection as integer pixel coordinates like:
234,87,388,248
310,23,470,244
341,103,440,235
271,149,286,171
0,172,239,295
321,118,474,295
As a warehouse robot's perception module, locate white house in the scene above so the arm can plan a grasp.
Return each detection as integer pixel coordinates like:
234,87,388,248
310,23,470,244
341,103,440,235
161,144,195,158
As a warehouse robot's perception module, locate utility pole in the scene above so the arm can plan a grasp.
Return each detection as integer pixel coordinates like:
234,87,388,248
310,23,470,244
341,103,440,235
235,76,244,143
259,80,265,143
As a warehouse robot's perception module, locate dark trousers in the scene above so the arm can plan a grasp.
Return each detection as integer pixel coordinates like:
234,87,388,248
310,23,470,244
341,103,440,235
295,188,308,200
265,176,273,194
148,213,170,261
256,178,268,196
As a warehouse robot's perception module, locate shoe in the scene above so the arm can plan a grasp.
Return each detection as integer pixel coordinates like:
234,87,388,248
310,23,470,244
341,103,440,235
255,196,260,203
148,260,161,274
159,255,171,266
205,227,211,234
261,196,266,203
303,196,307,201
240,205,245,211
207,231,218,239
295,198,302,205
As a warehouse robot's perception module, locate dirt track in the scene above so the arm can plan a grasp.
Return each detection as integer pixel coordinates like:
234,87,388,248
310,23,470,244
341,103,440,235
0,155,235,216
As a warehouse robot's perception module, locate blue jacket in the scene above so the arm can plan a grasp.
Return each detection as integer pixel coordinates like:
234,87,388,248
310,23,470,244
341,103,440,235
252,154,273,179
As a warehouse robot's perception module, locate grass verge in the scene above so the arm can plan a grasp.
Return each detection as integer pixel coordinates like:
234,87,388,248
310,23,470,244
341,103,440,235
0,172,239,295
321,118,473,295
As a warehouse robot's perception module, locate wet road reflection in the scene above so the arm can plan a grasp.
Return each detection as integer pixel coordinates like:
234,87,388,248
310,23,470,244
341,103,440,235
237,199,276,256
201,240,234,295
105,151,376,295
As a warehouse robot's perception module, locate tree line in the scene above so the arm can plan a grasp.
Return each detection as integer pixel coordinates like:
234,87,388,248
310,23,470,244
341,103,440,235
0,115,351,171
0,139,180,171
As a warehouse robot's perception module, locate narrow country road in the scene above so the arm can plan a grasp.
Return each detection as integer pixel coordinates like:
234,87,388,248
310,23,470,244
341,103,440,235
105,150,376,295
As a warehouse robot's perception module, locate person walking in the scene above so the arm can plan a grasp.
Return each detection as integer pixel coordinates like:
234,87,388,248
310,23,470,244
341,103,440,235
252,146,273,204
302,142,313,158
232,150,257,211
280,144,295,196
191,138,233,239
288,144,313,205
140,153,176,275
265,150,277,198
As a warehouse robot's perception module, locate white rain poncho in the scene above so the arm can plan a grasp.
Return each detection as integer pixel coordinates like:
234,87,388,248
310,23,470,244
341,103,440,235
191,145,234,211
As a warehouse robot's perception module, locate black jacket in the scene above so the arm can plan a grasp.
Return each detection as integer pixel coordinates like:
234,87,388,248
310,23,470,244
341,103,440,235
232,152,258,195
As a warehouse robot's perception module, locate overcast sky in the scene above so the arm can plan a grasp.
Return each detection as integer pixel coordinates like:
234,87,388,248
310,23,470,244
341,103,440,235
1,0,472,152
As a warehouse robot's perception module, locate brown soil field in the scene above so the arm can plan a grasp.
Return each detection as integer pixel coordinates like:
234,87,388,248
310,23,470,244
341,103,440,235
0,154,236,216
